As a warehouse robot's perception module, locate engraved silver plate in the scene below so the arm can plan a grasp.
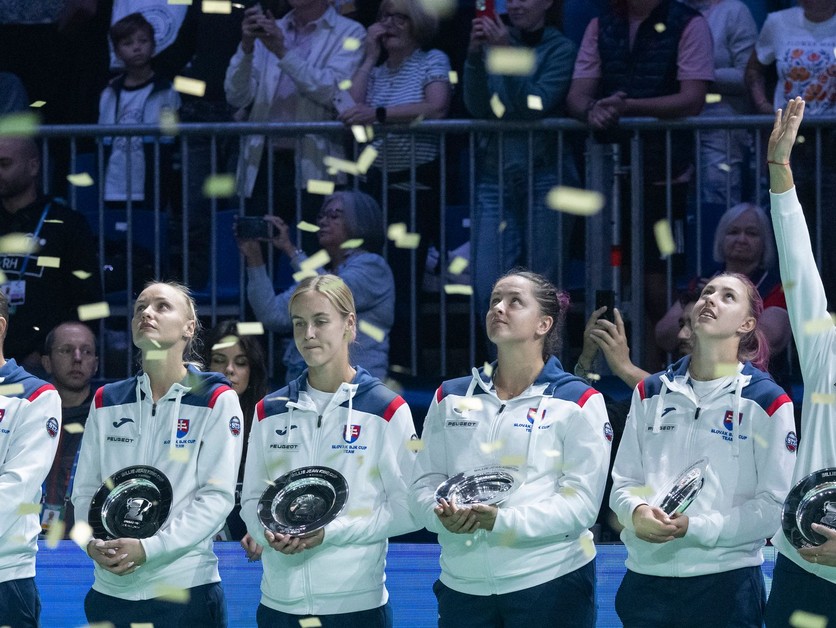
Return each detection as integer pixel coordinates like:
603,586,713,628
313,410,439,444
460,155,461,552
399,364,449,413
782,467,836,548
88,465,173,539
654,458,708,516
435,465,521,507
258,466,348,536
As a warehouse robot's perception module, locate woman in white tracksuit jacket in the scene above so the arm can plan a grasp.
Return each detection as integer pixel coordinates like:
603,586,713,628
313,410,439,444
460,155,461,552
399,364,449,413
72,282,243,627
763,97,836,624
241,274,418,628
610,272,796,627
410,269,612,628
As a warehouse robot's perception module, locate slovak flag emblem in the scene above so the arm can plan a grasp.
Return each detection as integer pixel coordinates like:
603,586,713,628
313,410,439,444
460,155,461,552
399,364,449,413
177,419,190,439
343,424,361,444
0,408,5,423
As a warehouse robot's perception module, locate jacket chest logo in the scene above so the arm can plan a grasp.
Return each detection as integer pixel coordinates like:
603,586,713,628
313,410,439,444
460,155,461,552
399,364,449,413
176,419,190,439
343,424,361,444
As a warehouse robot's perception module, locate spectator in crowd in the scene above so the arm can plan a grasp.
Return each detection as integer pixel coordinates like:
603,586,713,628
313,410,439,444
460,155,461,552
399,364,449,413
764,95,836,628
410,269,610,628
237,190,394,383
566,0,714,323
72,282,242,627
611,272,795,627
0,290,63,628
0,137,101,373
746,0,836,307
464,0,578,324
241,274,417,628
99,13,180,208
202,320,269,544
0,73,29,115
40,322,98,539
224,0,365,223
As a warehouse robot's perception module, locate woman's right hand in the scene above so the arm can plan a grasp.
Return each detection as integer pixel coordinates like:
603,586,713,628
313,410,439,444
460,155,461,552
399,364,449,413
241,533,263,561
262,215,298,258
632,504,679,543
768,96,805,164
468,17,488,54
365,22,385,62
234,220,265,267
241,6,264,54
434,498,480,534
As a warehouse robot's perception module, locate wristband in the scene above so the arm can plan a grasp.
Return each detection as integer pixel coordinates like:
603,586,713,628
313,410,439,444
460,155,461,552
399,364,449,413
767,160,789,166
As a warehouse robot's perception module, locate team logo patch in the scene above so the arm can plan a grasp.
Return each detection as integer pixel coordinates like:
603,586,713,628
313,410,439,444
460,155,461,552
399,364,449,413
176,419,190,439
785,431,798,453
0,408,4,423
343,424,361,444
527,408,545,424
46,417,59,438
723,411,743,431
229,416,241,437
603,422,614,442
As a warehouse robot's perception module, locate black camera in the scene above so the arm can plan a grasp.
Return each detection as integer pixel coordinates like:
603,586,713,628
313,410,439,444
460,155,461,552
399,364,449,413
236,217,270,239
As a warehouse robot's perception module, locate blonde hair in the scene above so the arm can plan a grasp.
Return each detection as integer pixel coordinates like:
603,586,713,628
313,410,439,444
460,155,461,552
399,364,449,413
289,275,356,343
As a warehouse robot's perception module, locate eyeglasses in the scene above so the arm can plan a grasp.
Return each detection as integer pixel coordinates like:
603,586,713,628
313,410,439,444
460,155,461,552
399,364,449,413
317,206,344,222
378,12,409,27
53,346,96,359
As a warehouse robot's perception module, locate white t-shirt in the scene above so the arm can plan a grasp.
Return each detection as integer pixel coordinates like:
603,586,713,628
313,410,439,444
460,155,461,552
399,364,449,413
306,382,336,416
104,82,154,201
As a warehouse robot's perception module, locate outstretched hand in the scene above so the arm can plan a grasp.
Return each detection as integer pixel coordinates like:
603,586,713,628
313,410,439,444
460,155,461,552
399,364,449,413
768,96,805,164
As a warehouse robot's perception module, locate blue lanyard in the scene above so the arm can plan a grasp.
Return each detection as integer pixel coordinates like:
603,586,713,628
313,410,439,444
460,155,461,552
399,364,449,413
18,202,51,278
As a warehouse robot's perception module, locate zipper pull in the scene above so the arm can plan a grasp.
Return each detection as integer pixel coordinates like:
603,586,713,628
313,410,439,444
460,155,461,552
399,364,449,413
152,402,156,417
498,404,505,415
694,407,700,421
317,415,322,428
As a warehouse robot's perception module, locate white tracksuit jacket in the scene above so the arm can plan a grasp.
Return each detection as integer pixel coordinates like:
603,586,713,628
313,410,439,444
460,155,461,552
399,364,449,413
241,367,419,615
611,356,796,576
409,356,612,595
770,187,836,584
0,360,62,584
71,367,243,600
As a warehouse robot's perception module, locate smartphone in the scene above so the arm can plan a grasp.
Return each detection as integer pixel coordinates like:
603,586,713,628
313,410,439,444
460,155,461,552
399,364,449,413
236,217,270,239
332,90,356,115
475,0,496,20
595,290,616,323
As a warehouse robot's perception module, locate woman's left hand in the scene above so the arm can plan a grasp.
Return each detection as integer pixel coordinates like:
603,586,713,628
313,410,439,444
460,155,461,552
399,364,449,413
469,503,498,531
95,538,146,575
338,103,376,125
264,528,324,554
798,523,836,567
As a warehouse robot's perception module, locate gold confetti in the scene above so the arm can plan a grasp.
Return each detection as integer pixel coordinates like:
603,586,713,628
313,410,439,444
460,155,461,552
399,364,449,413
654,22,666,33
78,302,110,321
479,440,504,453
202,0,231,12
16,503,40,515
343,37,361,51
30,100,46,108
340,238,364,249
323,155,360,176
527,95,543,110
490,93,506,118
0,233,37,254
0,111,39,137
654,220,676,256
705,93,722,104
406,438,424,452
714,362,739,377
500,455,525,466
212,335,238,351
63,422,85,434
546,186,604,215
448,70,459,85
202,174,236,198
300,249,330,271
351,125,369,143
43,219,63,224
796,135,805,144
159,108,179,135
752,432,767,448
448,256,469,275
235,322,264,336
348,507,372,518
811,393,836,404
387,223,407,241
306,179,335,195
455,397,483,412
444,284,473,296
168,0,193,4
145,350,167,361
299,618,323,628
67,172,94,187
36,256,60,268
628,485,655,498
356,146,378,174
717,163,731,172
297,221,320,233
169,448,190,463
359,320,385,342
131,624,154,628
152,584,190,603
69,521,93,548
45,520,65,549
483,362,494,377
0,383,25,396
173,76,206,97
498,220,507,233
803,316,834,335
418,0,456,17
789,611,827,628
486,47,536,76
338,79,352,90
293,269,318,282
579,534,595,557
394,233,421,249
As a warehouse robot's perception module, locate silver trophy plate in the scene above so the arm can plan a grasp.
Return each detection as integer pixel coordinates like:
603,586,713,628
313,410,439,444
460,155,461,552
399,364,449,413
435,465,521,507
654,458,708,516
782,467,836,548
88,465,173,540
258,466,348,536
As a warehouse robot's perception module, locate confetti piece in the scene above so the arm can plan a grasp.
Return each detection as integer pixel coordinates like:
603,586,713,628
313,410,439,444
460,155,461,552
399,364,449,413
479,440,503,453
465,539,473,546
387,223,407,241
500,455,525,466
43,219,63,224
131,624,154,628
811,393,836,404
486,47,536,76
418,0,456,17
654,220,676,257
0,383,24,395
752,432,767,448
237,321,264,336
202,174,236,198
359,320,385,342
67,172,94,187
36,256,60,268
45,520,65,549
628,485,655,498
490,93,506,118
717,163,731,172
293,269,318,282
448,70,459,85
340,238,364,249
351,125,369,143
343,37,361,51
498,220,507,233
543,449,561,458
394,233,421,249
16,503,40,515
145,350,168,361
705,93,722,104
654,22,666,33
173,76,206,97
63,422,85,434
527,95,543,110
202,0,231,12
579,534,595,557
299,618,323,628
30,100,46,108
69,521,93,548
789,611,827,628
546,186,604,215
0,111,39,137
300,249,330,271
212,335,239,351
455,397,484,412
338,79,352,90
296,221,320,233
714,362,739,377
159,108,179,135
448,256,469,275
483,362,494,377
0,233,37,254
356,146,378,174
348,507,372,518
444,284,473,296
78,302,110,321
322,155,360,176
796,135,805,144
169,448,190,463
406,438,424,452
152,584,190,603
803,316,834,334
168,0,193,4
306,179,335,195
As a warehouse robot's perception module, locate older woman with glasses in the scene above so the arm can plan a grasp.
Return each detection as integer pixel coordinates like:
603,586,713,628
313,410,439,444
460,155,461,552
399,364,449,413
236,191,394,383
